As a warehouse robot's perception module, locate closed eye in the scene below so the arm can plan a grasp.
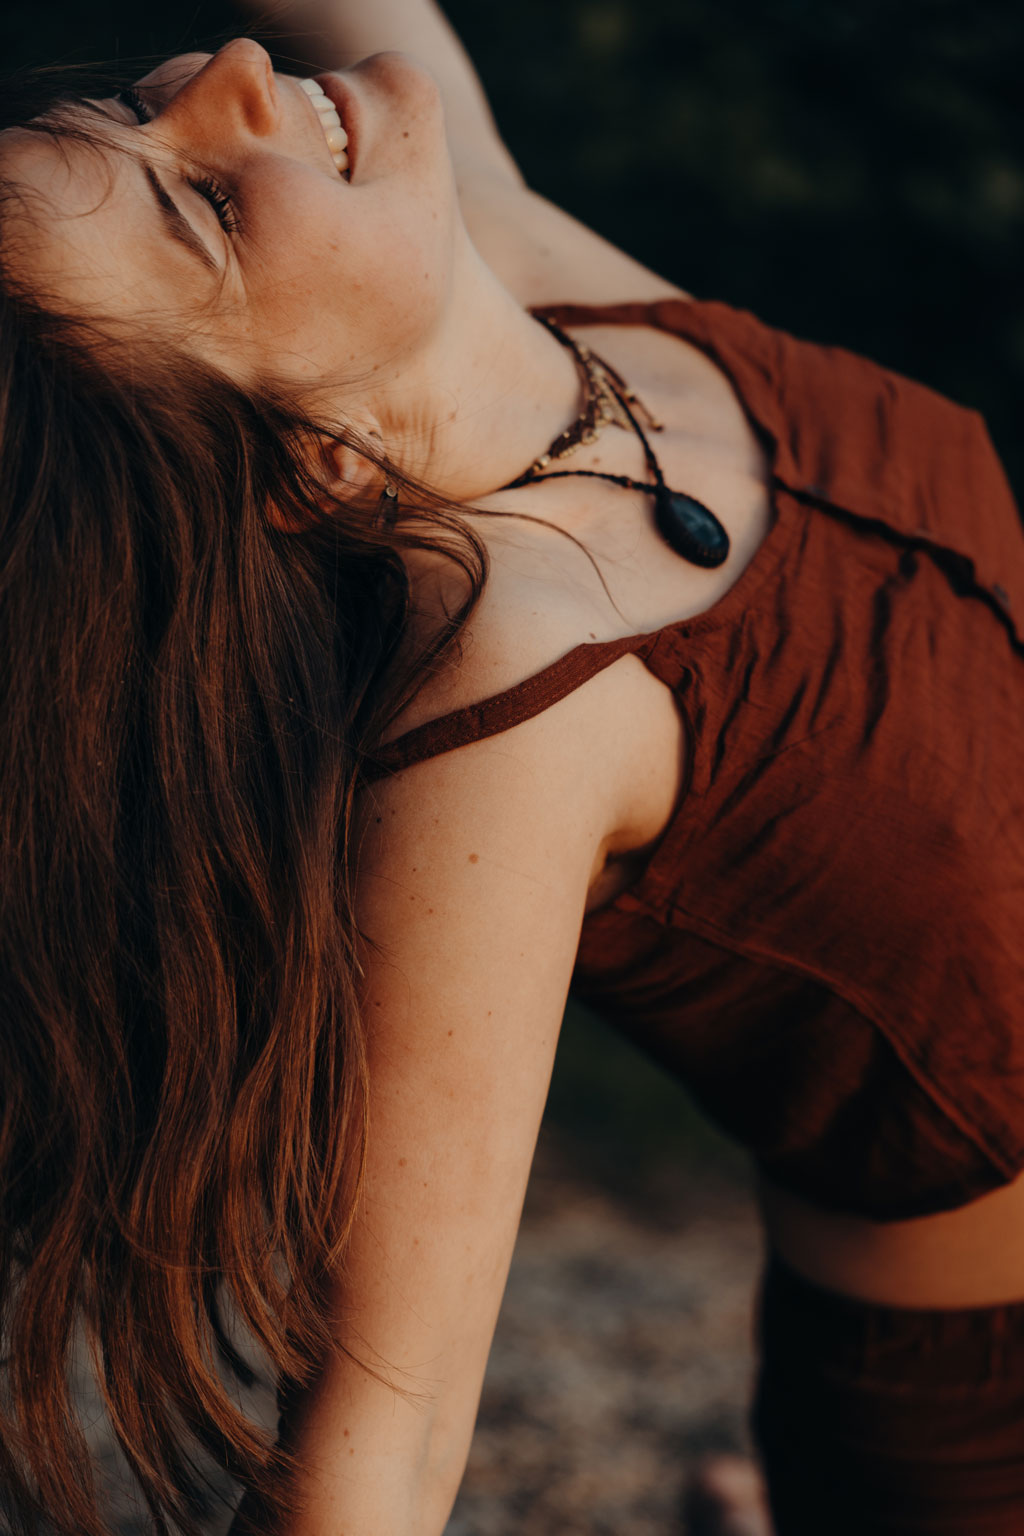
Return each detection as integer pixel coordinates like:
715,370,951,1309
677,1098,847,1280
116,87,153,125
114,85,240,234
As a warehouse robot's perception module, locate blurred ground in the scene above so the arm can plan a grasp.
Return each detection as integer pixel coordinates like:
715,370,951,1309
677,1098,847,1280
443,1127,764,1536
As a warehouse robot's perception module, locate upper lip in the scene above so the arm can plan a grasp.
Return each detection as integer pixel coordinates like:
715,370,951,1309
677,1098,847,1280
312,73,357,180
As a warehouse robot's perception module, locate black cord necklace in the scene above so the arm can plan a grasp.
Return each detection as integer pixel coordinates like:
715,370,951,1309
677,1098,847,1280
497,312,731,570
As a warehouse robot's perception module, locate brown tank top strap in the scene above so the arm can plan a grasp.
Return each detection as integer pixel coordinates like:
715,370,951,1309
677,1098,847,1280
361,632,656,786
529,297,699,331
361,296,718,789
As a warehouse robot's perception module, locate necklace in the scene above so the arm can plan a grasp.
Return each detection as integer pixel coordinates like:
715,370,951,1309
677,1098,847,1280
497,312,731,570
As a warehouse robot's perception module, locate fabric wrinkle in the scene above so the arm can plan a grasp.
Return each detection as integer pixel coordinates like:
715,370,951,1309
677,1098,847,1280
362,294,1024,1228
358,294,1024,1529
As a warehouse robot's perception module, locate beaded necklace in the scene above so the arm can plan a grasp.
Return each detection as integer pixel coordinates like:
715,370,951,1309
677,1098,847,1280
497,312,730,570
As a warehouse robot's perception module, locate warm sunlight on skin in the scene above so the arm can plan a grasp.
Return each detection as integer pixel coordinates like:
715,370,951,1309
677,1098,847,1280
0,36,591,511
0,40,461,393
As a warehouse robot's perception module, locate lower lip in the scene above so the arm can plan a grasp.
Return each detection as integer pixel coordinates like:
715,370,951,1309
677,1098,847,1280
314,72,359,180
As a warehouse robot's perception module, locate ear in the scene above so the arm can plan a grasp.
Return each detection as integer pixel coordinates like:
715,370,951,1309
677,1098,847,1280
318,426,386,502
265,419,387,534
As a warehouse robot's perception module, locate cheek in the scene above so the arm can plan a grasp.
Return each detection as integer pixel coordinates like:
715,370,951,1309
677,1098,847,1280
252,171,455,370
340,191,452,330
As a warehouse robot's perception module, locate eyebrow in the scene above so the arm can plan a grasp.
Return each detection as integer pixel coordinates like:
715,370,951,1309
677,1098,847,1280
140,162,219,277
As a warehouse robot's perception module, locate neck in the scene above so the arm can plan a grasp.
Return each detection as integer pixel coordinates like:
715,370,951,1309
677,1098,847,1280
372,241,586,504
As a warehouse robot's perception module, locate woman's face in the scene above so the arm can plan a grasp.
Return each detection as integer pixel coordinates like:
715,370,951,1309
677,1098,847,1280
1,38,460,392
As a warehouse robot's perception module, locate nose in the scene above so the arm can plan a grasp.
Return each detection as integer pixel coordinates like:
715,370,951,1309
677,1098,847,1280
168,37,281,138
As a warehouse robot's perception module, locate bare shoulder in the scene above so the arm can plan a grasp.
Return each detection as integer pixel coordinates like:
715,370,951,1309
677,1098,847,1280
362,518,682,871
378,517,630,743
454,162,691,310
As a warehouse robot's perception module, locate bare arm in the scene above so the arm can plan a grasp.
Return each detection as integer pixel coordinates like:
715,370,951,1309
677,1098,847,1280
226,666,630,1535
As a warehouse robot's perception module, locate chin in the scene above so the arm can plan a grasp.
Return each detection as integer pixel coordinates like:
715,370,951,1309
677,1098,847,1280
345,51,455,225
350,48,445,134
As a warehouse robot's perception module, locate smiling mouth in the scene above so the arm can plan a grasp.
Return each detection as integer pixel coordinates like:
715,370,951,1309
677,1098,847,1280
299,77,350,180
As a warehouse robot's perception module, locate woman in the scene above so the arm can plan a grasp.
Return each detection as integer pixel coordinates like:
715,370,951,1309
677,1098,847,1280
1,2,1022,1534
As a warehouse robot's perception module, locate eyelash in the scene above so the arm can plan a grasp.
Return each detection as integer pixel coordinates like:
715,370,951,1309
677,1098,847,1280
116,86,240,235
186,172,240,234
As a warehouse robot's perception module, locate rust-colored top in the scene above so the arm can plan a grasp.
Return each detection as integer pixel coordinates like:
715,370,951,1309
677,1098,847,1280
363,296,1024,1222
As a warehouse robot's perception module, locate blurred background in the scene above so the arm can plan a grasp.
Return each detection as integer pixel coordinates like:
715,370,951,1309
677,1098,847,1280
2,1,1021,1531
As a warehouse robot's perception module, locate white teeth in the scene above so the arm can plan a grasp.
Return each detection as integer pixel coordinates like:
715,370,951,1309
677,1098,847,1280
299,77,350,178
315,99,344,134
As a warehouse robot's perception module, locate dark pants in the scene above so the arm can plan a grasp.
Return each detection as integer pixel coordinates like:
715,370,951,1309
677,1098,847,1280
750,1249,1024,1534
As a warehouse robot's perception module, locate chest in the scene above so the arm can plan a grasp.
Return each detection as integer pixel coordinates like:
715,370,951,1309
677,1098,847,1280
528,324,780,909
574,357,1024,923
529,322,777,636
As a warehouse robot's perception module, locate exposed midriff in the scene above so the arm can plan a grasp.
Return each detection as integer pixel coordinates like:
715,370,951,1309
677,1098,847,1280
758,1166,1024,1309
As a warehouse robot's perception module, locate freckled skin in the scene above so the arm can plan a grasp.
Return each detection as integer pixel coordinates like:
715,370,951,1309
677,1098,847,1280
0,40,463,463
2,35,600,517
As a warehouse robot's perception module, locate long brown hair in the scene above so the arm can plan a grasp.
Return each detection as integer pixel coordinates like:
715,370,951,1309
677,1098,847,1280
0,57,508,1536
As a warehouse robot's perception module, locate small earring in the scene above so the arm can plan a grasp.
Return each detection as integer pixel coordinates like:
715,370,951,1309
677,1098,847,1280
375,479,399,529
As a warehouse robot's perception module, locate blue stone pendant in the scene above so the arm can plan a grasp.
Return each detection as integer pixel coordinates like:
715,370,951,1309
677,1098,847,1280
655,487,730,569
